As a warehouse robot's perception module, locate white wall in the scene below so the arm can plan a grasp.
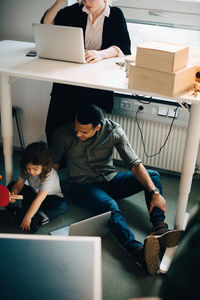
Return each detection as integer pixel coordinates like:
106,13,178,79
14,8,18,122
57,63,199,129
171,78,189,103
0,0,54,42
0,0,55,147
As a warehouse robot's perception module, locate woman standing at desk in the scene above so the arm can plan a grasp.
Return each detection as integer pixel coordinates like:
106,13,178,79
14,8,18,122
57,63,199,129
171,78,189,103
41,0,131,144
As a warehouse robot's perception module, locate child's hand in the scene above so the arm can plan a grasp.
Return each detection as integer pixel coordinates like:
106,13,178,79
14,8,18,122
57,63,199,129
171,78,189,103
9,192,16,203
20,216,32,231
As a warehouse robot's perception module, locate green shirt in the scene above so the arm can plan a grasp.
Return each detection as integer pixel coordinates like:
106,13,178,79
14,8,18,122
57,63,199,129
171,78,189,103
51,119,141,183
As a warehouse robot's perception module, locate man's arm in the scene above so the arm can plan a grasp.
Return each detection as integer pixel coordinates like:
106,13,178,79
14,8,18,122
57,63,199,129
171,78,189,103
43,0,66,24
131,163,166,214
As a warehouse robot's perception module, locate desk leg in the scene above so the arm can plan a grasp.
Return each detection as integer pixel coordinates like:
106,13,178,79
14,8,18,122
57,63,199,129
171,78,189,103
0,74,13,184
160,103,200,274
160,212,190,273
175,102,200,229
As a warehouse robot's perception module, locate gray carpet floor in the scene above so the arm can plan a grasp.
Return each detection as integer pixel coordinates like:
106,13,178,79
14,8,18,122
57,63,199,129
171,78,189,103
0,149,199,300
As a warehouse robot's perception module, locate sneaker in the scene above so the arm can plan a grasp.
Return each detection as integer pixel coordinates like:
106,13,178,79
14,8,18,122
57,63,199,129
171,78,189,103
31,211,50,230
151,221,184,248
151,221,169,235
26,211,50,234
143,235,160,275
132,236,160,275
132,246,146,269
37,211,50,226
30,218,41,233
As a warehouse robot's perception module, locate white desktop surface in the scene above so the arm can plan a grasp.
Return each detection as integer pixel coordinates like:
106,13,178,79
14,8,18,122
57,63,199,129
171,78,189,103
1,40,199,102
0,234,102,300
1,40,200,232
0,40,128,92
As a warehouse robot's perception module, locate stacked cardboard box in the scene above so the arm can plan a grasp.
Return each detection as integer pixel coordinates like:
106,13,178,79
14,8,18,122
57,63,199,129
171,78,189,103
128,41,196,97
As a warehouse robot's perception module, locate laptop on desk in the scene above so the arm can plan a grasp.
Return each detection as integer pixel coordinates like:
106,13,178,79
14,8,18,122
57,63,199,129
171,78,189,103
50,211,111,237
33,23,86,64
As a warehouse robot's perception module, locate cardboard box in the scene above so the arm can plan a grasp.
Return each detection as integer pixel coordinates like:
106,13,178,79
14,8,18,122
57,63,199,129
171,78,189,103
125,55,136,77
128,64,196,97
136,41,189,73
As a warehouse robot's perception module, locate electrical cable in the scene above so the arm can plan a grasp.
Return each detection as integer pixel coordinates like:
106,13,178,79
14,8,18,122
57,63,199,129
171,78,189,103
132,94,152,104
135,103,179,157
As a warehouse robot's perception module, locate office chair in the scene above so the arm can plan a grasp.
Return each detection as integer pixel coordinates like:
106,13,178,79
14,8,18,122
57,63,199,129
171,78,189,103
1,107,24,151
12,107,24,150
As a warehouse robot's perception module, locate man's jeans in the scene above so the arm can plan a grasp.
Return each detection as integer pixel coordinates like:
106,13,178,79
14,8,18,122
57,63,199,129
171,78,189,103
71,170,165,254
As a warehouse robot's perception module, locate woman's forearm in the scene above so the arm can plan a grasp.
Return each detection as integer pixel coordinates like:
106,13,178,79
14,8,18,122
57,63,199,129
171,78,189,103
100,46,120,59
43,0,65,24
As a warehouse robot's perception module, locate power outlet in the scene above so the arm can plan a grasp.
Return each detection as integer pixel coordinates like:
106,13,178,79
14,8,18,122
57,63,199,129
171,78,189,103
120,100,133,110
133,103,143,112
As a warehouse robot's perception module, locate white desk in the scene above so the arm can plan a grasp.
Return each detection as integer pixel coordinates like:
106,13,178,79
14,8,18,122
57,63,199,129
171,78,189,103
0,234,102,300
1,40,200,230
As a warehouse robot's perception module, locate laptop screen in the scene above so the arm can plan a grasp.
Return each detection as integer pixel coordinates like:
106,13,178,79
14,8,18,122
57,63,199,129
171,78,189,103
33,23,86,64
50,211,111,237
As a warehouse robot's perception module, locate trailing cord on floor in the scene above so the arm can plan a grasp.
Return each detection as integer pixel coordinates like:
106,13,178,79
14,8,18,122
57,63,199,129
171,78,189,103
135,103,179,158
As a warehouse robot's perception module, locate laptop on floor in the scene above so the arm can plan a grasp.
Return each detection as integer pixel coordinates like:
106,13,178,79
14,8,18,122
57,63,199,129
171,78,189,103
32,23,86,64
50,211,111,237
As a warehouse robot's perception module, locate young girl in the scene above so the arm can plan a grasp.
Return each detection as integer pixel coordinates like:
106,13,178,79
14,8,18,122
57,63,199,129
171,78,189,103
10,142,68,233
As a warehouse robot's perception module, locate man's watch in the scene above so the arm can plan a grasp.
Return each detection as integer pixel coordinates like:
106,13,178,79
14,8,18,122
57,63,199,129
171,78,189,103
150,188,160,195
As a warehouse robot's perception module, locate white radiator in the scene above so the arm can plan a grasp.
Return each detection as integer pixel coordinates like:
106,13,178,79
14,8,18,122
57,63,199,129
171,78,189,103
104,113,188,173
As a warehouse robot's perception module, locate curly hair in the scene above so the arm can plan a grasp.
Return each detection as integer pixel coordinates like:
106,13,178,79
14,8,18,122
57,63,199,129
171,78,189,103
20,142,53,182
76,104,103,128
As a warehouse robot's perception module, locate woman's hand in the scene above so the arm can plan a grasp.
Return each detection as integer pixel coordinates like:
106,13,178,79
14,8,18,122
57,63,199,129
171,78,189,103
20,215,32,231
85,47,119,63
85,50,104,63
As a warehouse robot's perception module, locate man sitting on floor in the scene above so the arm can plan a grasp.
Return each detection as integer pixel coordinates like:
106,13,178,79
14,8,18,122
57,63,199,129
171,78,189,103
51,104,183,274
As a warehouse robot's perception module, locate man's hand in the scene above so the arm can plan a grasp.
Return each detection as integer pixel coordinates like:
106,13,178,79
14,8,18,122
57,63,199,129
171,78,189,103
149,194,166,214
20,215,32,231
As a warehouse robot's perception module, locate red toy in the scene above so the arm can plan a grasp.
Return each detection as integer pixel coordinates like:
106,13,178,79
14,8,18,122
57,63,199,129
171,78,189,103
0,184,23,207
